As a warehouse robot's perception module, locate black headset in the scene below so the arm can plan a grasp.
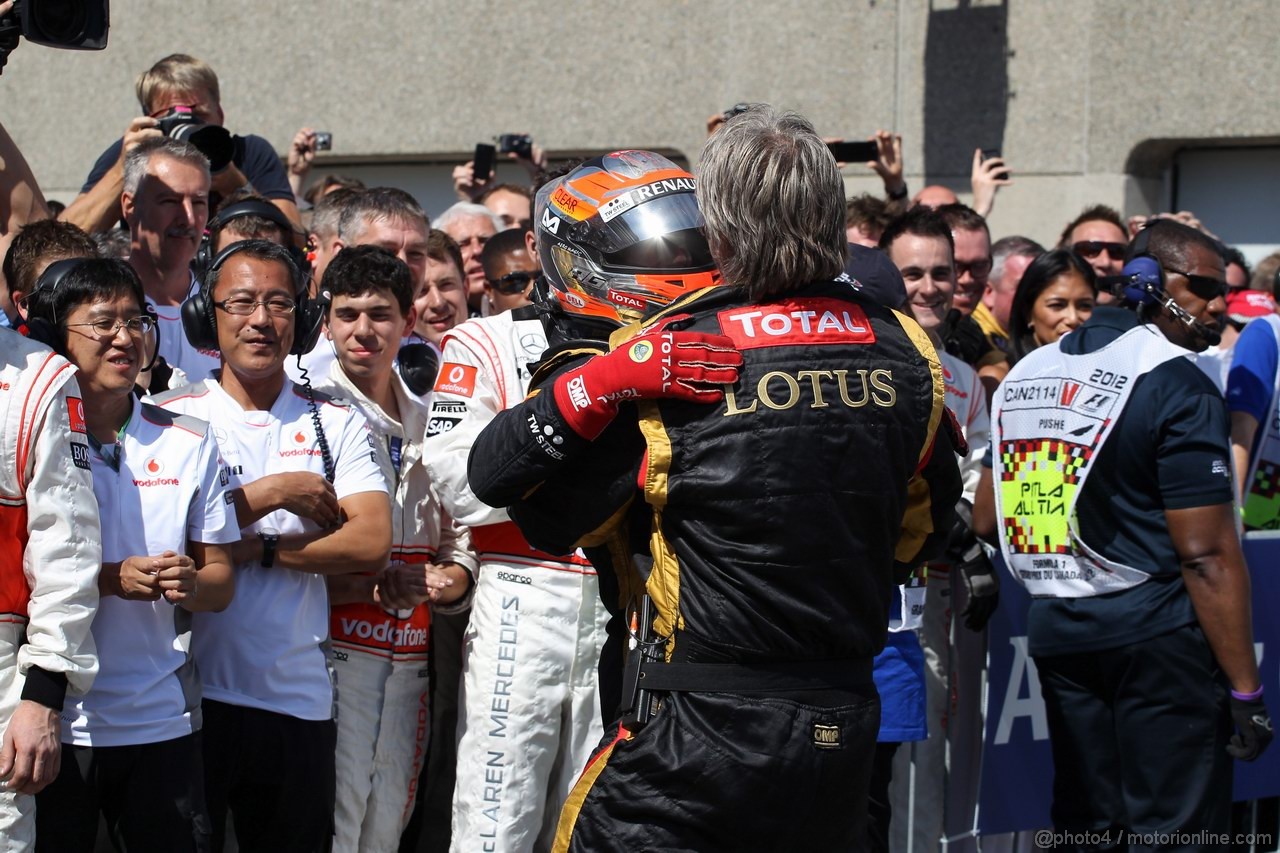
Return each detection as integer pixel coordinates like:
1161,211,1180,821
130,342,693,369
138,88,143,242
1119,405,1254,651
181,239,327,356
192,199,309,279
1120,222,1222,346
21,258,162,370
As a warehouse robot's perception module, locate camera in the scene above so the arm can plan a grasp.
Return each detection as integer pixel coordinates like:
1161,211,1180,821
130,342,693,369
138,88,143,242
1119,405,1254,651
0,0,109,50
156,107,235,172
0,0,108,72
314,131,332,152
497,134,532,159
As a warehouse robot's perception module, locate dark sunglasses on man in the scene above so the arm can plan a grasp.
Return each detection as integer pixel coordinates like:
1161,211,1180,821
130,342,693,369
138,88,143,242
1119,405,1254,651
1165,267,1228,302
1072,241,1127,260
490,270,539,295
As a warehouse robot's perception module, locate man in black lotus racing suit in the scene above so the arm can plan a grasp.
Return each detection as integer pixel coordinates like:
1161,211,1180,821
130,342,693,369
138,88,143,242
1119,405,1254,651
469,110,963,852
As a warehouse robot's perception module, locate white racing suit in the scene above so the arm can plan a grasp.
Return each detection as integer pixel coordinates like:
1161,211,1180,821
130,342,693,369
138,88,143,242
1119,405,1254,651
0,332,100,850
424,311,609,853
316,364,478,853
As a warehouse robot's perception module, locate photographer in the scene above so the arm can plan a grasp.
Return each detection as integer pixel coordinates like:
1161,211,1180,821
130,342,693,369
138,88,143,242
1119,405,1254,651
62,54,297,235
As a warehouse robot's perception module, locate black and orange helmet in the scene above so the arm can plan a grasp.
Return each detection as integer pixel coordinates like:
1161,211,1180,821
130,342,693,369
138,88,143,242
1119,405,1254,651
533,151,720,336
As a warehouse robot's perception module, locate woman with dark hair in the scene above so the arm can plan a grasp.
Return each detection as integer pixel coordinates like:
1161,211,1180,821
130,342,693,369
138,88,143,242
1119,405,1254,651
1007,249,1097,363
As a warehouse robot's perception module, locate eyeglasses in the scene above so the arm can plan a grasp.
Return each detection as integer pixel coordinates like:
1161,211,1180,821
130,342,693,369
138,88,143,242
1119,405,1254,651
489,271,539,295
64,316,156,339
1072,241,1127,260
215,297,297,317
1164,267,1228,302
954,258,992,279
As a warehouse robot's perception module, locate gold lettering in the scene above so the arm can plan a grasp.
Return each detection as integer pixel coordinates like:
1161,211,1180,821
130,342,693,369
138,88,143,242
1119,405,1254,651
797,370,833,408
723,386,758,417
870,369,896,407
758,371,800,410
834,369,870,408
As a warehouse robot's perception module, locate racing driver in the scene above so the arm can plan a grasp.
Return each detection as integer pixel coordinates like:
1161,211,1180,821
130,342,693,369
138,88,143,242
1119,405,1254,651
468,112,963,851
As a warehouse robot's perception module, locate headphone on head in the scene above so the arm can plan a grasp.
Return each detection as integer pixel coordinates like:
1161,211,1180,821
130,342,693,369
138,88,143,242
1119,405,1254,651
1120,222,1222,346
19,258,94,350
20,258,162,370
1120,225,1165,307
193,200,309,279
181,239,327,357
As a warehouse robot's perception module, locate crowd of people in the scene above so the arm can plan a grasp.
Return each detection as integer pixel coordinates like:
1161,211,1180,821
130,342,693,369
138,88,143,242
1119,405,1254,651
0,46,1275,853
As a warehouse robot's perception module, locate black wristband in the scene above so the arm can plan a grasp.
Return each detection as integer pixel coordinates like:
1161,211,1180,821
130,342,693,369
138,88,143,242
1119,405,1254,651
259,529,280,569
20,666,68,711
887,183,909,201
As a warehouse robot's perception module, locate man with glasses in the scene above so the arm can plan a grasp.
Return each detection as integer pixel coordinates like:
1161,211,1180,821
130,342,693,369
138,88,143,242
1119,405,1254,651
936,203,1007,402
480,228,539,316
993,219,1269,841
1059,205,1129,304
151,240,391,852
24,258,237,851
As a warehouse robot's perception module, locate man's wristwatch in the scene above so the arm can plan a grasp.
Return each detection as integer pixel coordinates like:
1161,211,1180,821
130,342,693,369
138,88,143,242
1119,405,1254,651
887,183,909,201
259,527,280,568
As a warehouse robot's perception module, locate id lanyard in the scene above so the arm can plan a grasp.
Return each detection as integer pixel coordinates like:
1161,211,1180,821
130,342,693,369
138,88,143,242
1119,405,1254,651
388,436,404,486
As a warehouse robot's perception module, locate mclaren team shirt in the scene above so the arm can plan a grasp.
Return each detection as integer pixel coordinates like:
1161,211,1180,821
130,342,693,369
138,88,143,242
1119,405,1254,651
152,379,387,720
66,398,238,747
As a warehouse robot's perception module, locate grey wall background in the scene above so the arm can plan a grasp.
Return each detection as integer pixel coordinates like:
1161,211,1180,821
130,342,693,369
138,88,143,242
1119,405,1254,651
2,0,1278,251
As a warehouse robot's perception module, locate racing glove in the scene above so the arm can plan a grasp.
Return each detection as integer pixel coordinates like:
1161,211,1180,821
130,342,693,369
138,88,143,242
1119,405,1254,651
941,309,991,366
553,327,742,439
955,546,1000,632
947,500,999,631
1226,690,1274,761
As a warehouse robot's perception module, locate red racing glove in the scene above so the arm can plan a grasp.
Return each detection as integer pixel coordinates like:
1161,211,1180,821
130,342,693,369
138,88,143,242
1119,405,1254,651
553,328,742,439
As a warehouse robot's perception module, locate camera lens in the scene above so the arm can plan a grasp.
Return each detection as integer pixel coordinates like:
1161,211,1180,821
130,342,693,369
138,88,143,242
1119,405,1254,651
30,0,88,42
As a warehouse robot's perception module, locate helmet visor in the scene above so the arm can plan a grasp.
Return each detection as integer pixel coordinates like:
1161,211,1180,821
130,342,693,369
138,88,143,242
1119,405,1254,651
603,228,715,271
576,192,712,269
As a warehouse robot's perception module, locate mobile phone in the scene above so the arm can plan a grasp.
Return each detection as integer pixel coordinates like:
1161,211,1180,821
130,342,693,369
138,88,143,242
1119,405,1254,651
473,143,496,182
981,148,1009,180
314,132,332,152
827,140,878,163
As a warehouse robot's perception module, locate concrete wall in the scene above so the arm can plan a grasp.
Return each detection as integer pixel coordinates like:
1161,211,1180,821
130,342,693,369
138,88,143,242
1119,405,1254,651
1,0,1277,248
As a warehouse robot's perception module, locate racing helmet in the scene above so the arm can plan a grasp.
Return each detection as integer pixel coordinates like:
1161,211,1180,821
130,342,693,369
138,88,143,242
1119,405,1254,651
533,151,720,336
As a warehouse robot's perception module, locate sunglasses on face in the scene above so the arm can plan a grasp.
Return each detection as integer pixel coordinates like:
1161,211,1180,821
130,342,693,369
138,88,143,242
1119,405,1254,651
1164,267,1228,301
1072,241,1127,260
954,259,992,279
489,271,539,295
